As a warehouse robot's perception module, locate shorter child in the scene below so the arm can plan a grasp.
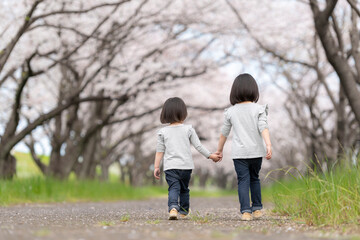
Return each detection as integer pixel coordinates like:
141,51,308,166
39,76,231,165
154,97,221,220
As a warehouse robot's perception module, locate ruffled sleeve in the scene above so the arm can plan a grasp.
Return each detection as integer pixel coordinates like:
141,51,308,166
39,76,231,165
221,108,232,137
258,104,269,133
156,129,165,152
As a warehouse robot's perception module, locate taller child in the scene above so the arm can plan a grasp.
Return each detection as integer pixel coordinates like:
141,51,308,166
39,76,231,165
216,73,272,221
154,97,221,220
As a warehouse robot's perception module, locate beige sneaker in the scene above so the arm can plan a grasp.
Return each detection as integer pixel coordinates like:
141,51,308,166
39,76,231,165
253,210,263,219
169,208,178,220
179,208,190,219
179,214,188,219
241,212,252,221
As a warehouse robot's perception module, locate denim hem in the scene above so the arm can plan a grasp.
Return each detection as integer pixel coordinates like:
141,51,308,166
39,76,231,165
179,211,189,215
252,206,263,211
168,205,179,212
241,209,252,214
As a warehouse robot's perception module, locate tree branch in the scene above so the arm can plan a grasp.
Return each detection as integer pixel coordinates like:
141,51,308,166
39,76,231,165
350,9,360,81
0,0,43,73
0,67,16,88
2,94,129,155
25,137,47,174
322,0,338,21
331,13,344,53
225,0,315,69
1,51,39,141
347,0,360,17
29,0,131,23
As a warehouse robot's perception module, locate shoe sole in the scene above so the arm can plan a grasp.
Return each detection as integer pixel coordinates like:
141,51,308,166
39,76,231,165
169,215,178,220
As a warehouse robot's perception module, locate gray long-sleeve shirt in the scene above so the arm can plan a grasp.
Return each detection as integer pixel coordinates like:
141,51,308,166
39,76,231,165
156,124,211,171
221,103,269,159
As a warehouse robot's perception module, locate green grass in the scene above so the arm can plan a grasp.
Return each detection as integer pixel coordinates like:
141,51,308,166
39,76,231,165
267,160,360,226
3,151,239,205
0,177,167,206
191,188,237,198
14,151,48,178
146,219,160,224
13,151,121,180
120,214,130,222
99,221,115,226
0,177,240,206
189,211,213,223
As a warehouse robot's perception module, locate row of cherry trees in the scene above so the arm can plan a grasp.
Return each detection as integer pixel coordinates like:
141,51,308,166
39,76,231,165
0,0,359,183
0,0,229,180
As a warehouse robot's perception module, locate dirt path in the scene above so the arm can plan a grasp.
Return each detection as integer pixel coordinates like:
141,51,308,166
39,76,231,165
0,197,357,240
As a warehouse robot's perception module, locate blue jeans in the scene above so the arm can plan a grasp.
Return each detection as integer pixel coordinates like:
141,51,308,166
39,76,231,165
165,169,192,215
233,158,263,213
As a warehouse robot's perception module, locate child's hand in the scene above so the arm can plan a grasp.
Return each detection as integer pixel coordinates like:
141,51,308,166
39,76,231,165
215,151,223,158
154,167,161,179
266,145,272,160
213,151,223,162
209,153,222,162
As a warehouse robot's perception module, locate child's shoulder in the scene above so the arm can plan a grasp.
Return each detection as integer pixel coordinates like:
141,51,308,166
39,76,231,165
182,124,194,133
257,103,269,115
224,105,236,113
226,103,268,114
157,124,192,132
157,127,165,135
157,124,194,139
251,103,269,115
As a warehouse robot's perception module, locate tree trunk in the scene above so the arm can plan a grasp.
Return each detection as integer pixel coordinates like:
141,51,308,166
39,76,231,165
199,170,209,188
100,164,109,181
76,136,97,179
48,143,63,178
308,139,322,173
311,3,360,126
86,156,99,180
336,85,347,159
0,148,16,179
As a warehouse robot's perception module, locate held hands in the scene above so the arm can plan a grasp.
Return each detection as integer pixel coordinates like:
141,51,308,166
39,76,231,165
209,151,223,163
154,167,161,179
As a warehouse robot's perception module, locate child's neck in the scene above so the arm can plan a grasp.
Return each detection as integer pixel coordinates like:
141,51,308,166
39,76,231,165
170,121,183,126
237,101,252,104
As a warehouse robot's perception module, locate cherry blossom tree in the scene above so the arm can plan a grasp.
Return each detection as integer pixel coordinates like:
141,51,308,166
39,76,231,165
0,0,229,179
223,0,359,171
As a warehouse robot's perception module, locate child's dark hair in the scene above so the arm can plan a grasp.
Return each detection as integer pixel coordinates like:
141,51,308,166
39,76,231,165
230,73,259,105
160,97,188,124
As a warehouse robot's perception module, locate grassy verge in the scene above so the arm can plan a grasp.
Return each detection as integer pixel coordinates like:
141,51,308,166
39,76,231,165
267,162,360,226
191,188,237,198
0,177,240,206
6,151,239,205
14,151,48,178
0,177,167,206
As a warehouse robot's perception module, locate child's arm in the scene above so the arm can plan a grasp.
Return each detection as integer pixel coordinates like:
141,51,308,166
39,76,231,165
216,109,231,159
154,130,165,179
261,129,272,160
216,134,227,159
154,152,164,179
258,104,271,160
189,127,221,162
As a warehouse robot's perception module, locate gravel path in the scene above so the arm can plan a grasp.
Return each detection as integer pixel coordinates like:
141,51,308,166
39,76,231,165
0,197,357,240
